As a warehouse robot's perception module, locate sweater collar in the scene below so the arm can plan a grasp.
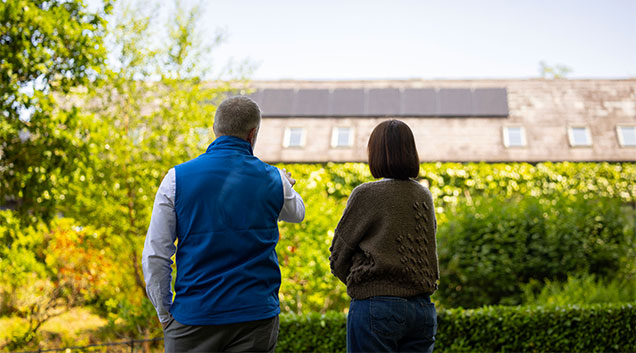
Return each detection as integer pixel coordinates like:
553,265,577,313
205,135,254,156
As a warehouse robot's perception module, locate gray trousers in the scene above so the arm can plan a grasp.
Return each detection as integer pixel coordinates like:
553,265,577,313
163,315,279,353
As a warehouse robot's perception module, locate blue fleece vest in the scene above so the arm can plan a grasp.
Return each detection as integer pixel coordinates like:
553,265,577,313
171,135,284,325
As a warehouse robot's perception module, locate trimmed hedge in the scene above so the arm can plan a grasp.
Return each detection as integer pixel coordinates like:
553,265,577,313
277,303,636,352
278,312,346,352
437,303,636,353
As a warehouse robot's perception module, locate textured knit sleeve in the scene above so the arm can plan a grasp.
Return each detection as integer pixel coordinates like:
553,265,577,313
329,186,372,284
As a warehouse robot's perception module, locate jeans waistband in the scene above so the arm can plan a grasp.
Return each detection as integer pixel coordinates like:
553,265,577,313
368,295,432,303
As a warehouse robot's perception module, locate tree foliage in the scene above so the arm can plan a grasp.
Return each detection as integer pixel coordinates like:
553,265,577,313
59,0,241,339
0,0,111,222
1,0,245,346
0,211,112,350
437,196,635,308
539,60,572,79
275,162,636,313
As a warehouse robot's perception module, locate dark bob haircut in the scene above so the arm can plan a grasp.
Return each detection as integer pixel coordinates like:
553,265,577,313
367,119,420,180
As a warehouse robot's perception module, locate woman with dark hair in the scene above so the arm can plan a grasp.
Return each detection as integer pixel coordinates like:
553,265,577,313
330,119,438,353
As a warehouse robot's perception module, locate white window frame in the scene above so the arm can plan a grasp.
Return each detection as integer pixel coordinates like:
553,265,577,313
195,127,210,146
502,126,526,148
331,127,354,148
283,127,306,148
567,126,592,147
616,125,636,147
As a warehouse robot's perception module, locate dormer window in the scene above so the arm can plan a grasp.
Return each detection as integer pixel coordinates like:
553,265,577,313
331,127,354,147
617,126,636,147
283,127,305,148
503,126,526,147
568,126,592,147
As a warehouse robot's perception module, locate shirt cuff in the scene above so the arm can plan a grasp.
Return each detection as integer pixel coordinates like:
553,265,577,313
158,310,172,323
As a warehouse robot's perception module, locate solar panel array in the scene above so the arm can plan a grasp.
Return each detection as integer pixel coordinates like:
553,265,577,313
242,88,508,117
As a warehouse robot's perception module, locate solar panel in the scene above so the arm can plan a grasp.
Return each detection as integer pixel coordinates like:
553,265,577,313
403,88,437,116
439,89,473,116
472,88,509,116
331,89,365,116
259,89,295,116
246,89,263,104
248,87,508,117
367,88,401,116
294,89,330,116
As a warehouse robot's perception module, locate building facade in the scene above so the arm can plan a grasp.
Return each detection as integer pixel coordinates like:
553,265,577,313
242,79,636,163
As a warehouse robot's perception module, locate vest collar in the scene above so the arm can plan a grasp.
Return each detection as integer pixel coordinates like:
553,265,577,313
206,135,254,156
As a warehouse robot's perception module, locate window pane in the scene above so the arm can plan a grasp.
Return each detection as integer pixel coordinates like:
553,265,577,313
620,127,636,146
336,128,351,146
506,127,523,146
288,128,303,147
571,127,590,145
196,128,209,146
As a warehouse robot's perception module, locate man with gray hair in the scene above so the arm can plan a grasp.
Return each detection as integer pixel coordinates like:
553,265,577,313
142,96,305,352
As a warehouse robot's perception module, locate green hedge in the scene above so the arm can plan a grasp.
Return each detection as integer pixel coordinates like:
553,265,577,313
278,312,346,353
275,162,636,313
437,196,636,308
437,303,636,352
277,303,636,353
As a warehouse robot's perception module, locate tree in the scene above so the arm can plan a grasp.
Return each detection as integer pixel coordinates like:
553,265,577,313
0,0,111,223
0,212,112,350
58,0,250,338
1,0,254,344
539,60,572,79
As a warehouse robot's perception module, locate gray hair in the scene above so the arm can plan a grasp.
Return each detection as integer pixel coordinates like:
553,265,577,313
213,96,261,138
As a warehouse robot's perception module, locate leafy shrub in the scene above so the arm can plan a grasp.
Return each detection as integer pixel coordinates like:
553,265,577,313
276,303,636,353
4,162,635,346
276,164,371,313
99,297,162,340
0,211,115,350
274,162,636,313
521,275,636,306
437,196,635,308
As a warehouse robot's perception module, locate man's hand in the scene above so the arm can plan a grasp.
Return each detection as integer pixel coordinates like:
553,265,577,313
161,315,173,329
282,168,296,187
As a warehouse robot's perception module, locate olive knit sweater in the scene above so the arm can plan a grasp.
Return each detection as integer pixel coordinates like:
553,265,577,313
329,179,439,299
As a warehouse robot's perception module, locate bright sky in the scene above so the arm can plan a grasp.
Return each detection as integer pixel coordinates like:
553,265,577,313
200,0,636,80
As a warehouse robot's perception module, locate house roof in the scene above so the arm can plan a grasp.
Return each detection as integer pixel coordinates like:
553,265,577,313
236,79,636,163
246,87,509,117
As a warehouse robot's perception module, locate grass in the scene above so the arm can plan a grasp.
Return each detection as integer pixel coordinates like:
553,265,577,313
0,307,107,351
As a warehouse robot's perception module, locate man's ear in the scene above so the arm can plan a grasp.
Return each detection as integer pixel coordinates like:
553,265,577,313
247,127,257,144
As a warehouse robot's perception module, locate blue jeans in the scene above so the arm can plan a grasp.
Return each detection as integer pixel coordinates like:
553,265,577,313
347,296,436,353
